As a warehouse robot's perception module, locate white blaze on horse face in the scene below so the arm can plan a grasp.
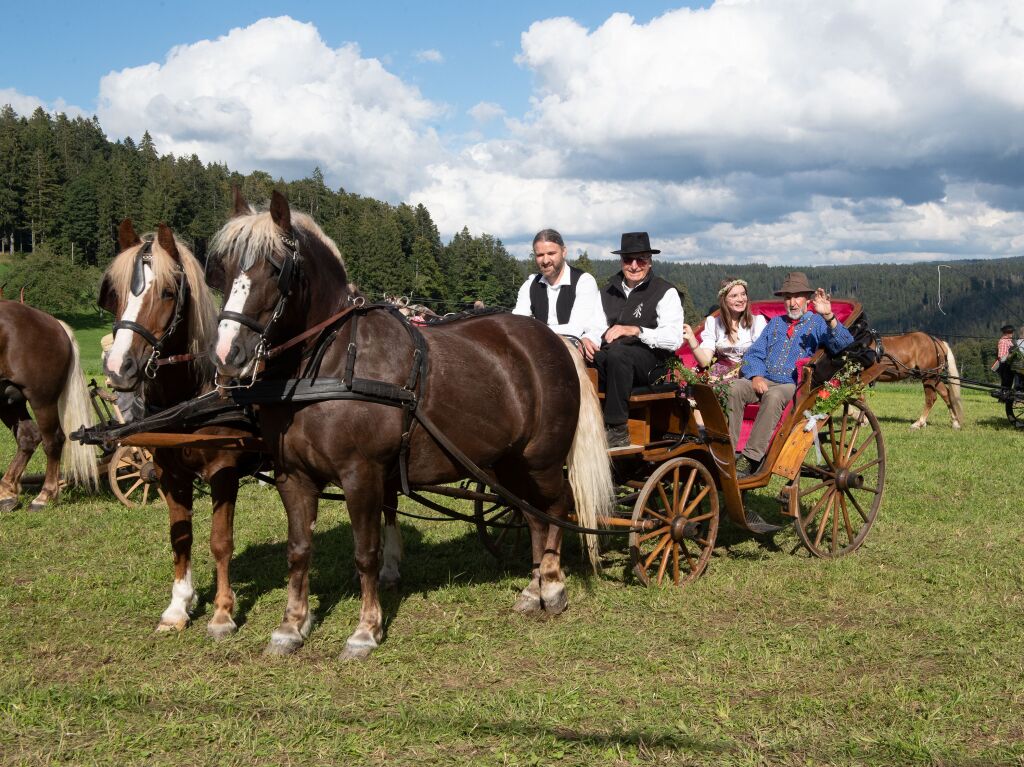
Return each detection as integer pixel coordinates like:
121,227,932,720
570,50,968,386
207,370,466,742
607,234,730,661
106,263,154,376
215,274,251,365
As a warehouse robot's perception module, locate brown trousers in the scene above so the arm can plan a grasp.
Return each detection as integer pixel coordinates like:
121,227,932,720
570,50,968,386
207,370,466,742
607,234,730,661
727,378,796,461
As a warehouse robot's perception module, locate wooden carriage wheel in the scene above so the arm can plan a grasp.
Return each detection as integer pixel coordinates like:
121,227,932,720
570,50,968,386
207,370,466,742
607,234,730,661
786,400,885,558
1005,396,1024,427
629,456,719,587
473,482,529,561
108,445,164,508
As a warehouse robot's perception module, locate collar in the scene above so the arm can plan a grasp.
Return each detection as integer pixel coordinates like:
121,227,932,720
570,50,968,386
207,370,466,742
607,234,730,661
539,264,572,288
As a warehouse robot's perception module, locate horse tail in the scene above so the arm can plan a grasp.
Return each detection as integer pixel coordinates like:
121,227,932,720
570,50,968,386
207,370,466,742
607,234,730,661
56,321,99,490
941,339,965,424
562,339,614,572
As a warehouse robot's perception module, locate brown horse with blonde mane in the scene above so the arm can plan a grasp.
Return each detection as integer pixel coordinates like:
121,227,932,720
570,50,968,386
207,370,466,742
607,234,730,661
866,331,964,429
0,302,97,510
100,220,265,637
207,189,612,660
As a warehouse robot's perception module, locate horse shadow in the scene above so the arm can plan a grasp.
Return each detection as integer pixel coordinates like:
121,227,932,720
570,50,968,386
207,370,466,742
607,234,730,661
211,518,543,634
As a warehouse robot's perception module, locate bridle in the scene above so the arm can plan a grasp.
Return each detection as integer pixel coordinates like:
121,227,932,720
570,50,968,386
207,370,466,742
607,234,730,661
111,239,191,378
215,232,303,384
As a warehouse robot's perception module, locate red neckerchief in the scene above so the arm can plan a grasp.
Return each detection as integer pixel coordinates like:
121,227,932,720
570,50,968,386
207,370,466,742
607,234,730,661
785,314,801,339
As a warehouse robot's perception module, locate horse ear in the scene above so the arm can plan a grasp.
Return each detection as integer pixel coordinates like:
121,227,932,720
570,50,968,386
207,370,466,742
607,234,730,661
98,276,118,314
231,186,250,218
156,223,180,263
118,219,142,252
205,257,226,294
269,189,292,234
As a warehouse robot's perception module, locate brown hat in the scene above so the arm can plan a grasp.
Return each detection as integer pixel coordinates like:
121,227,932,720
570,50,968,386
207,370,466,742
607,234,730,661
774,271,814,296
612,232,661,256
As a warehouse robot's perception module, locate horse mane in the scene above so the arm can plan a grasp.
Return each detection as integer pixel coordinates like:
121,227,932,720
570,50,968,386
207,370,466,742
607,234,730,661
209,207,345,275
104,234,218,359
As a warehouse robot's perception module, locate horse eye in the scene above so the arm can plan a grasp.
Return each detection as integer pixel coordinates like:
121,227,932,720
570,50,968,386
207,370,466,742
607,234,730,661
161,288,175,300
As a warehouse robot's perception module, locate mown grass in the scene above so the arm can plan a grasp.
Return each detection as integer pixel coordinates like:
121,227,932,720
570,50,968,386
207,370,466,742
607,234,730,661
1,379,1023,766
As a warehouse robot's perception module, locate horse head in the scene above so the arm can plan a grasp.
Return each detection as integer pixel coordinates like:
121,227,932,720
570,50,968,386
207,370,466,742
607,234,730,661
100,219,215,390
208,188,350,380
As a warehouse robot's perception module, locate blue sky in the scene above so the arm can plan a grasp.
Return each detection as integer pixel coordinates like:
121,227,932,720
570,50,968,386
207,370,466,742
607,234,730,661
4,1,1024,265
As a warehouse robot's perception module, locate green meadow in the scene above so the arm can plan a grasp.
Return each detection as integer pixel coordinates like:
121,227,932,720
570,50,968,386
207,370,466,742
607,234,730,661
0,332,1022,765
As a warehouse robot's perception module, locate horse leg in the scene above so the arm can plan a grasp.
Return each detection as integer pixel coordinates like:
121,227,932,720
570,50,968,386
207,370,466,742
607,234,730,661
513,512,547,615
27,403,63,510
157,468,197,632
206,464,239,639
339,472,386,661
934,380,961,430
379,488,402,589
0,404,40,511
911,380,938,429
266,472,320,655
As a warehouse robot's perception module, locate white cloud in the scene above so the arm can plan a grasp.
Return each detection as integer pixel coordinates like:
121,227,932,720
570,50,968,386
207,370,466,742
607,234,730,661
0,88,87,118
414,49,444,63
468,101,505,124
97,16,443,201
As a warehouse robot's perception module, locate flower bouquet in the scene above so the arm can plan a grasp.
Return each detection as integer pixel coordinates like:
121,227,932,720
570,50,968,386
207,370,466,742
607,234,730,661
663,357,731,414
811,361,868,415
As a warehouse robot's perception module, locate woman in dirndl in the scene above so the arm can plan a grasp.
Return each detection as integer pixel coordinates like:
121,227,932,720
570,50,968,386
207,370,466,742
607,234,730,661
682,277,767,381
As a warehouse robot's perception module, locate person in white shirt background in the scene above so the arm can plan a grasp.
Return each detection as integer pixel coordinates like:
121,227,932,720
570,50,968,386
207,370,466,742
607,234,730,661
512,229,607,358
682,277,767,380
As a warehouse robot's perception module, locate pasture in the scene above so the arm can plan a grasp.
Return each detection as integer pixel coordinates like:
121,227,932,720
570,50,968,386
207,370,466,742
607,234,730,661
1,370,1023,765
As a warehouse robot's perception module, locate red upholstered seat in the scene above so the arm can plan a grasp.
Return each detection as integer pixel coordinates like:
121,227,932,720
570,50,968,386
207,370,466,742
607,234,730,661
676,300,853,451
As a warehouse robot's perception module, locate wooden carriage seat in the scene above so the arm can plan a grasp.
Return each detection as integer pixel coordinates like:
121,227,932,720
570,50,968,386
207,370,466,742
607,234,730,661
675,300,856,451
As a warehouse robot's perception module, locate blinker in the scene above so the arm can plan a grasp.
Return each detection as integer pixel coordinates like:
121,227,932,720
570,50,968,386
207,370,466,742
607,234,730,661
131,240,154,297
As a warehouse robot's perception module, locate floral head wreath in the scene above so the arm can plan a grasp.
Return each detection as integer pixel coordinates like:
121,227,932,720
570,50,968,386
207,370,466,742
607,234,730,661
717,278,748,298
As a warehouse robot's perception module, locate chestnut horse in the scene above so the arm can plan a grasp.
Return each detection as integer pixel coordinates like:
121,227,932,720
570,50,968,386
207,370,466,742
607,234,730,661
867,331,964,429
100,220,267,637
0,301,98,510
207,190,612,659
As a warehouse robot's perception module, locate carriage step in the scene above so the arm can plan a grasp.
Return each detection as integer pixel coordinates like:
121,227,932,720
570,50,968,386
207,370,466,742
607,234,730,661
744,510,784,535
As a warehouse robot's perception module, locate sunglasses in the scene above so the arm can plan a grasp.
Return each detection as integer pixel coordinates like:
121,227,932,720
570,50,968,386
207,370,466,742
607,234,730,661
620,255,651,265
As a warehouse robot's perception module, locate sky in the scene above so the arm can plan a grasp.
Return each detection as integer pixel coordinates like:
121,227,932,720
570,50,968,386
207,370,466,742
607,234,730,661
4,0,1024,266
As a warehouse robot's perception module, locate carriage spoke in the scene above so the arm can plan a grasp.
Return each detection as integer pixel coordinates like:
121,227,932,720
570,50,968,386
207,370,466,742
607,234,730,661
644,536,671,569
125,478,144,497
678,468,697,514
838,407,850,457
849,430,881,463
679,538,697,573
657,483,672,517
849,456,881,475
827,416,839,464
672,545,680,584
686,510,716,525
843,419,864,461
118,470,142,480
671,467,680,514
657,542,673,584
802,487,833,523
839,493,855,544
680,485,711,519
830,495,840,554
141,483,151,505
797,479,831,497
638,525,670,543
813,492,834,549
845,490,869,522
642,505,672,524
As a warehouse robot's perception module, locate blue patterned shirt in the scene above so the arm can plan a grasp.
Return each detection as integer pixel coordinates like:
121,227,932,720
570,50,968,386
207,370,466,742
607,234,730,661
740,312,854,384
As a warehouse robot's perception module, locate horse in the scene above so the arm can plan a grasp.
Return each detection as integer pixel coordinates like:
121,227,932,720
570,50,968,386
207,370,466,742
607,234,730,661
206,189,613,659
99,219,267,637
866,331,964,429
0,301,98,510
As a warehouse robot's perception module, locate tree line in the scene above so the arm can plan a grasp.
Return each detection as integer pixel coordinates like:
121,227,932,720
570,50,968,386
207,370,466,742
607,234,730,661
0,105,525,315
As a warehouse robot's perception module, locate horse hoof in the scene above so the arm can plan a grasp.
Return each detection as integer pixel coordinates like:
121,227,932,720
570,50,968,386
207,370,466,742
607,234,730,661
378,573,401,590
28,501,47,512
156,617,189,633
0,498,20,513
265,633,303,656
541,583,568,615
339,640,376,661
206,619,238,640
512,590,543,615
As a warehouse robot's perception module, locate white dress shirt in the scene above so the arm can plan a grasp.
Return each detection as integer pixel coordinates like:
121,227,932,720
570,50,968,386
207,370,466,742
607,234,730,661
617,280,685,351
699,314,768,365
513,267,607,345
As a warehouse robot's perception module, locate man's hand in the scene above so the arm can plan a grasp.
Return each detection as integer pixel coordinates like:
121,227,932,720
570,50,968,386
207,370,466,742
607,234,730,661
752,375,770,395
603,324,641,344
812,287,832,317
581,337,600,362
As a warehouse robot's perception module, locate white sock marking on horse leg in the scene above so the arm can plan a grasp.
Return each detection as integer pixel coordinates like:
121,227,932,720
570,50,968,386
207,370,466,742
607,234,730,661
215,274,250,364
160,567,196,628
105,265,152,375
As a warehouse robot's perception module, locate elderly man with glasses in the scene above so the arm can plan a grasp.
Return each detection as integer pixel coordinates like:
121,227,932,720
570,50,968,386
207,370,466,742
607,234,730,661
591,232,685,449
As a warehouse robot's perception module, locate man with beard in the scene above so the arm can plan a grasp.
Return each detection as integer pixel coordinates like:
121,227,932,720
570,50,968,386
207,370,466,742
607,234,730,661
728,272,853,477
512,229,607,355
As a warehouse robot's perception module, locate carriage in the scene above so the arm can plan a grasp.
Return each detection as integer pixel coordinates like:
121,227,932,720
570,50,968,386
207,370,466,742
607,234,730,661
76,194,885,657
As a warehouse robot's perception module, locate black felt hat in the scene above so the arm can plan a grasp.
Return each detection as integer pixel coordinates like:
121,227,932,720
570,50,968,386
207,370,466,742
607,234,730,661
1001,324,1015,334
612,232,660,256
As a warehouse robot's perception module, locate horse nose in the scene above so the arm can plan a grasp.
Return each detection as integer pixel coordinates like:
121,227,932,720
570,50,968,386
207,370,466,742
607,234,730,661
121,354,138,378
228,342,245,368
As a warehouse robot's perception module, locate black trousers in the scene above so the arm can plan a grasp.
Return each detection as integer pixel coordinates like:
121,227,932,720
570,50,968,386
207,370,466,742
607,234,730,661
998,361,1015,389
593,341,670,426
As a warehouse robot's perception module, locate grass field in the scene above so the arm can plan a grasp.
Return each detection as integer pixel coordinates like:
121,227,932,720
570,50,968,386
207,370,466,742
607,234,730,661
1,351,1023,765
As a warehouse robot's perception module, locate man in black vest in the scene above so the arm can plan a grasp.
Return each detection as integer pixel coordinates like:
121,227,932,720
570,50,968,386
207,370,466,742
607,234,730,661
512,229,607,357
595,232,685,448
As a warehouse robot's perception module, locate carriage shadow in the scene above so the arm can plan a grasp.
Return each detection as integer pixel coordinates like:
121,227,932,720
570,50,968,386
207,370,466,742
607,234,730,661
216,520,541,632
